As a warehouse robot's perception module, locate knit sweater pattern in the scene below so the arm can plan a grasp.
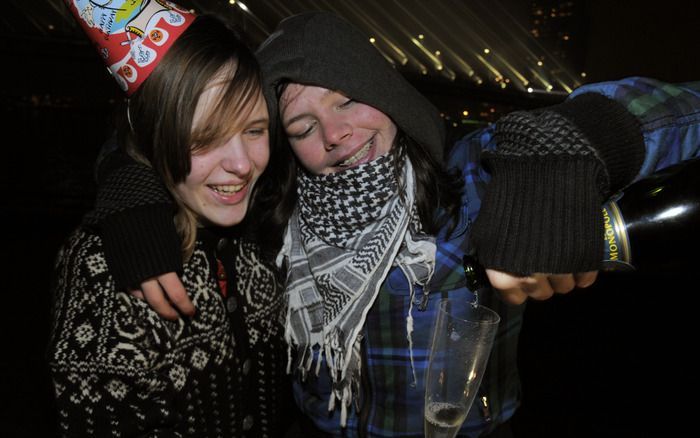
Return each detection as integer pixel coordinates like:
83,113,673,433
48,227,290,437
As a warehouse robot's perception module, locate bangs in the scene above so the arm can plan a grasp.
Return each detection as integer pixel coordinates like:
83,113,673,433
190,62,262,153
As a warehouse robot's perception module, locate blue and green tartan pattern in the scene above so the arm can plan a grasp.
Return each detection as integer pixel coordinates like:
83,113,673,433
291,77,700,437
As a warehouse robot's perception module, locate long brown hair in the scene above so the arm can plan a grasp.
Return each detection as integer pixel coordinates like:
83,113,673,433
398,132,463,236
119,15,265,259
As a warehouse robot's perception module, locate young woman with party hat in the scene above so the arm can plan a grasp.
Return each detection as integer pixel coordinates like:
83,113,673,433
48,2,296,436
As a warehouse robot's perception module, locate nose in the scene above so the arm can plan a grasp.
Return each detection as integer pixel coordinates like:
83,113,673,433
321,117,352,151
220,136,252,177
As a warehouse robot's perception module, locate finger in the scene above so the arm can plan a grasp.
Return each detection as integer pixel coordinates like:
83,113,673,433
547,274,576,294
495,288,529,305
485,270,529,305
522,274,554,301
158,273,195,316
141,278,179,320
129,289,145,300
485,269,523,291
574,270,598,288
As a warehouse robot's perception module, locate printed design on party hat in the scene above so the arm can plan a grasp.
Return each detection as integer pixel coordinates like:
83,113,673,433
65,0,196,95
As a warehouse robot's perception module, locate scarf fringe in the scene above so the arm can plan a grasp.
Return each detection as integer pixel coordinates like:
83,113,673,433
400,265,418,388
280,157,436,428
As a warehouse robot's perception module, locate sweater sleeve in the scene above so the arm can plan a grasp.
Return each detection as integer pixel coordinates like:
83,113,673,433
84,144,182,289
470,92,645,274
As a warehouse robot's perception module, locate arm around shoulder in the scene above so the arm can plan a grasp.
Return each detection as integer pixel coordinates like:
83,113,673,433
471,76,700,278
86,145,182,290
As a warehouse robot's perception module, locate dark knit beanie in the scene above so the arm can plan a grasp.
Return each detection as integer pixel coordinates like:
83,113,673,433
256,11,445,162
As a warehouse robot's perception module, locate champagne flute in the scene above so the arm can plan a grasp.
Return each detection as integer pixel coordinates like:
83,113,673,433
424,299,500,438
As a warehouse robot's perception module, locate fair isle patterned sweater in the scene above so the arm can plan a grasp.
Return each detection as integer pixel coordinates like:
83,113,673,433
47,226,293,437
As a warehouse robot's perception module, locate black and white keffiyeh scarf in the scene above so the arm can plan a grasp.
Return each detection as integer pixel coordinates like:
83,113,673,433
277,153,436,425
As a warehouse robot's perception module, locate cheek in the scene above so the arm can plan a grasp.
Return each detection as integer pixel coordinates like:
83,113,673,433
361,110,385,124
289,141,321,170
172,180,198,210
186,157,210,186
363,111,397,152
359,107,396,133
177,156,214,203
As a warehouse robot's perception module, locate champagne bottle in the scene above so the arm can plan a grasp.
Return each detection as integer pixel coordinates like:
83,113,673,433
601,157,699,272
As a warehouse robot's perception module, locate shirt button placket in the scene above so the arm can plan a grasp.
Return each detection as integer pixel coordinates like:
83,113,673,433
216,237,228,252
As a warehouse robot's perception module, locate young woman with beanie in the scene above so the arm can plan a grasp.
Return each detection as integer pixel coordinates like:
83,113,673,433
48,2,295,436
90,10,700,438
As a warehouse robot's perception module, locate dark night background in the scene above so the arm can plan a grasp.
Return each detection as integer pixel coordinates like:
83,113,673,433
1,1,699,437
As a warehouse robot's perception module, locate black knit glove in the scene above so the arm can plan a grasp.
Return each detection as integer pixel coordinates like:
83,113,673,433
471,93,645,274
84,145,181,289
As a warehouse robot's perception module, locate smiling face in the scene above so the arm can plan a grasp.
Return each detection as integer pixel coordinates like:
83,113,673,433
173,77,270,228
279,84,397,175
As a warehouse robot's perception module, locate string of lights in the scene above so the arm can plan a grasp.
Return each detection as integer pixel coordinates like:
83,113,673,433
7,0,588,128
215,0,586,92
206,0,587,128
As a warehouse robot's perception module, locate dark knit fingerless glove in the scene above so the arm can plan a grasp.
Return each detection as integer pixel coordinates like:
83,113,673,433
471,93,645,274
84,148,181,289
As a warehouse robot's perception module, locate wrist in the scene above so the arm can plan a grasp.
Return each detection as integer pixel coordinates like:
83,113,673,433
471,155,603,274
100,204,182,289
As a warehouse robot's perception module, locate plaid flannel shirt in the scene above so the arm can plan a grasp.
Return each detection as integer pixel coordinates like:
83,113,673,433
292,77,700,437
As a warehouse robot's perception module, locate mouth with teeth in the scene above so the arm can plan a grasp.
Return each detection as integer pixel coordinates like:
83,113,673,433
208,182,250,205
210,184,245,195
336,137,374,168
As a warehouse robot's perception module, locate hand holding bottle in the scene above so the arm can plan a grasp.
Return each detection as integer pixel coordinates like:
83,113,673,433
471,157,700,305
483,270,598,305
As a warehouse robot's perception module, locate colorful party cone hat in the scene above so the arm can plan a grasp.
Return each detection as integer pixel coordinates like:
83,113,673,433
64,0,196,95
